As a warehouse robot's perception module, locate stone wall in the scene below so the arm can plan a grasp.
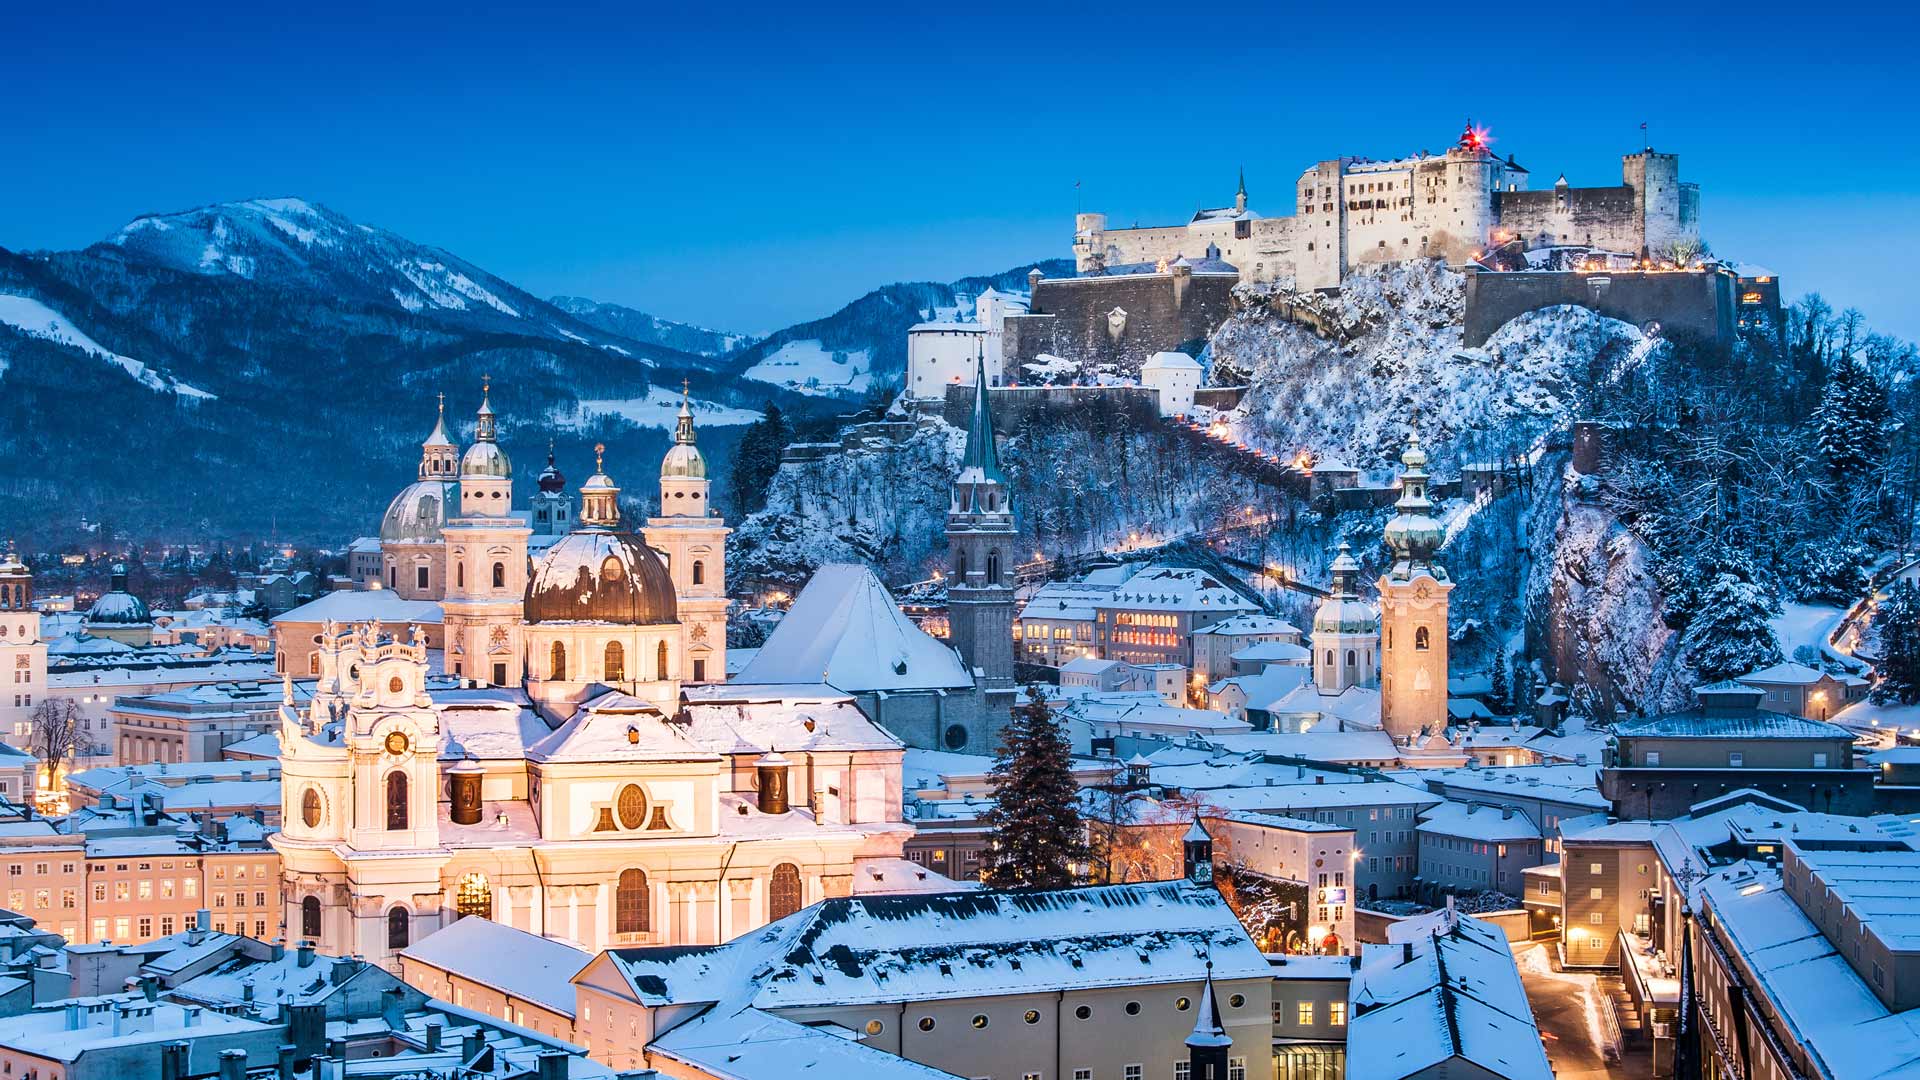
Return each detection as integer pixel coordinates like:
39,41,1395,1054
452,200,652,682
1463,267,1735,347
1003,271,1237,379
1495,186,1642,253
940,383,1162,435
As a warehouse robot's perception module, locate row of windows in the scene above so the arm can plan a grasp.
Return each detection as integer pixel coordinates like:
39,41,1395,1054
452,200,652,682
907,992,1250,1034
545,640,671,683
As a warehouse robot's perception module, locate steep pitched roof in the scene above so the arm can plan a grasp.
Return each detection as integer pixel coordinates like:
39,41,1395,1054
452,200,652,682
958,352,1005,485
732,565,972,692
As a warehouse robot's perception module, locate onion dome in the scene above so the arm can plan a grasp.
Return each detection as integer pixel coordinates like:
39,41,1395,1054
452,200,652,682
417,393,459,480
380,480,456,542
537,443,567,494
661,382,707,480
460,377,512,478
1382,433,1444,568
87,564,151,626
525,530,677,625
1313,543,1379,636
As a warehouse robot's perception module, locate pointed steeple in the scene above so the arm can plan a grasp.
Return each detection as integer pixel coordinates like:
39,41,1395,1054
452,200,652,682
959,350,1005,486
673,378,696,446
425,392,453,448
1185,958,1233,1080
474,375,497,442
1234,167,1248,214
419,393,457,479
1673,909,1703,1080
662,378,708,482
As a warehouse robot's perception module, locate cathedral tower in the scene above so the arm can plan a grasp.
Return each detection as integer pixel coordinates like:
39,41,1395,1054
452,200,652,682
643,386,730,684
529,442,573,541
946,354,1016,704
442,379,531,686
380,396,459,599
1312,543,1379,695
0,545,45,764
1377,434,1453,743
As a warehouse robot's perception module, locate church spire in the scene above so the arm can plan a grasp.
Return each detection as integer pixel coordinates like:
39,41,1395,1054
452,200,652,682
960,350,1005,486
673,378,697,447
419,392,456,479
474,375,497,442
580,443,621,527
1185,959,1233,1078
1235,167,1248,213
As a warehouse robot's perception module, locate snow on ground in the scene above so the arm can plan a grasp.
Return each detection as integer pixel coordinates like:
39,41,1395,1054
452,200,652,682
744,340,873,396
398,259,519,316
1772,602,1849,664
0,294,214,399
552,387,760,430
1516,942,1610,1064
1834,698,1920,740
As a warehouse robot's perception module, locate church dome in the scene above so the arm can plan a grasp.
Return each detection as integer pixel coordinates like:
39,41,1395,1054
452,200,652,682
1313,596,1379,636
87,565,150,626
525,530,677,625
380,479,456,543
661,442,706,479
461,440,511,479
536,449,567,494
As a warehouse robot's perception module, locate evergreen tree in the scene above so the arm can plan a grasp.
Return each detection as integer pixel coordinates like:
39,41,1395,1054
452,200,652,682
1490,645,1512,709
728,404,790,519
1874,580,1920,705
1682,572,1783,683
980,685,1089,889
1814,358,1890,480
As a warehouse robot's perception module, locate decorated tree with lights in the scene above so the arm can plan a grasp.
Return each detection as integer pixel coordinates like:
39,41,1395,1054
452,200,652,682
980,685,1089,889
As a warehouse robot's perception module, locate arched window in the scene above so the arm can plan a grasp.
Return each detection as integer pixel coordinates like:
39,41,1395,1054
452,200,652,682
616,869,649,934
457,563,465,588
301,787,322,829
605,641,625,682
987,550,1000,584
386,771,409,830
955,551,967,579
387,907,410,950
550,641,567,681
492,562,506,589
1324,650,1333,667
1346,649,1356,666
301,895,321,939
691,560,704,586
455,872,491,919
769,863,803,921
1414,626,1430,651
656,640,669,681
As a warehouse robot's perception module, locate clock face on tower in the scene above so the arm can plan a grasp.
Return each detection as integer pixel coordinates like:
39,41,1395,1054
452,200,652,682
384,730,410,756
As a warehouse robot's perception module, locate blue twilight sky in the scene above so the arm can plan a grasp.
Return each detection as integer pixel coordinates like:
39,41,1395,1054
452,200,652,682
4,1,1917,341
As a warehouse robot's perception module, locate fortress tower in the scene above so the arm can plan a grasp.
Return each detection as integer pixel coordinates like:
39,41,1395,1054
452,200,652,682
1623,148,1699,258
441,379,531,686
1377,434,1453,743
643,386,730,684
946,354,1017,712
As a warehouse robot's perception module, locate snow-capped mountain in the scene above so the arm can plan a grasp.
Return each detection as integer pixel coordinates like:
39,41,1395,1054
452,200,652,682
550,296,755,358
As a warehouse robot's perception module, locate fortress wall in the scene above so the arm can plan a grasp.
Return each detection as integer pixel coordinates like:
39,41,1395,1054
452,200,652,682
1003,272,1237,379
1462,268,1734,348
1496,186,1642,252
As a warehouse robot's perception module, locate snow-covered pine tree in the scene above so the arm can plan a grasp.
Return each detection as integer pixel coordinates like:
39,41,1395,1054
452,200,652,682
1681,571,1783,684
1814,358,1890,480
1490,645,1512,709
980,685,1090,890
1874,580,1920,705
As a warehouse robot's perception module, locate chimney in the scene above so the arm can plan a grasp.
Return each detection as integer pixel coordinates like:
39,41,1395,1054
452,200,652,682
219,1049,246,1080
424,1018,443,1052
755,751,791,815
197,908,213,934
140,974,160,1001
183,1005,202,1027
284,1001,326,1061
270,938,285,962
331,956,356,987
241,979,255,1003
1502,805,1514,819
297,940,315,968
64,1002,81,1030
1349,954,1362,971
380,986,406,1031
1402,941,1414,964
160,1041,191,1080
537,1049,569,1080
462,1029,485,1064
277,1044,297,1080
326,1037,346,1062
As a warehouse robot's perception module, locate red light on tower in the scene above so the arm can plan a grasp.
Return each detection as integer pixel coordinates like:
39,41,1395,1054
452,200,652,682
1458,119,1492,154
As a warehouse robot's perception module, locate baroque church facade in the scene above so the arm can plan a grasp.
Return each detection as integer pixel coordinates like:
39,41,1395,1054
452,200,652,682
274,385,911,971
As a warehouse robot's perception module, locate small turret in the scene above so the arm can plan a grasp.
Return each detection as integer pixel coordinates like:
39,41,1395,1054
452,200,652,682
1183,818,1214,887
1185,960,1232,1080
580,444,620,528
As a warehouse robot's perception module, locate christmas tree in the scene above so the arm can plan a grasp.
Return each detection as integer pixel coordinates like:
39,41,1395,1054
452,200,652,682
980,685,1089,889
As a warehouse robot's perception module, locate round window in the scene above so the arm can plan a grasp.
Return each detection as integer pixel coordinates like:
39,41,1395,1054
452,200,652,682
1022,1010,1040,1025
301,787,322,829
1124,1001,1141,1016
970,1014,988,1029
1175,997,1191,1011
1074,1005,1091,1020
943,724,968,750
864,1019,883,1036
1228,993,1245,1008
388,677,404,694
602,557,624,582
617,784,648,830
917,1017,935,1032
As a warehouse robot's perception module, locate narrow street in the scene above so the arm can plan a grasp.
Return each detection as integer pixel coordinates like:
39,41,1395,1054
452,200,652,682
1514,942,1636,1080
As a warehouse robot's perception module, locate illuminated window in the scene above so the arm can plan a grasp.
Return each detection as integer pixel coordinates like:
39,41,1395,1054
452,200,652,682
604,641,625,682
616,869,648,934
1297,1001,1314,1024
455,872,491,919
769,863,803,921
550,641,567,681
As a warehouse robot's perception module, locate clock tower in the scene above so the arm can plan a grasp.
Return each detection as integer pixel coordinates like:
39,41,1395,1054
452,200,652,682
1377,433,1454,744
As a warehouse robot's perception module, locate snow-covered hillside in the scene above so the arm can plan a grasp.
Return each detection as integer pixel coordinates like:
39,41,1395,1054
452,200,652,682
552,387,762,431
0,294,211,398
1213,261,1648,476
744,341,875,397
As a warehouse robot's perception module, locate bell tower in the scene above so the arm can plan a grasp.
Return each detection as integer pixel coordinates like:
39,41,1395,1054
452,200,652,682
946,352,1017,719
443,378,531,686
1312,543,1379,695
643,384,730,683
1377,434,1453,743
0,544,45,764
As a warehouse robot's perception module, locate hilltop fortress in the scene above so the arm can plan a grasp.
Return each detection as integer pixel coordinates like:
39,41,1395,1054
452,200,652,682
1073,124,1700,291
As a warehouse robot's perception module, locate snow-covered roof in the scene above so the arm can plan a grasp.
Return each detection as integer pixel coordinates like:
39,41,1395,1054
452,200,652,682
401,916,590,1017
1101,565,1257,615
1211,664,1312,712
649,1004,961,1079
1416,800,1539,842
1230,640,1309,664
1058,693,1250,735
732,564,972,692
1196,780,1444,813
1348,913,1553,1080
1739,661,1836,686
1389,763,1607,810
1061,656,1124,675
1017,580,1118,623
1142,350,1202,371
271,589,442,626
1191,614,1301,637
1613,711,1853,740
1204,729,1400,763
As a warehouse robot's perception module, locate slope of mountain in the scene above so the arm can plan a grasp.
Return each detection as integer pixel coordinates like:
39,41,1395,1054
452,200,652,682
0,199,794,542
723,259,1074,398
550,296,755,358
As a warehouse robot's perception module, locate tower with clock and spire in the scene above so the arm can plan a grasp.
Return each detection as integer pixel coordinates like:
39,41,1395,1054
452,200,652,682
945,351,1018,739
440,377,531,687
642,382,730,684
1377,432,1454,745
